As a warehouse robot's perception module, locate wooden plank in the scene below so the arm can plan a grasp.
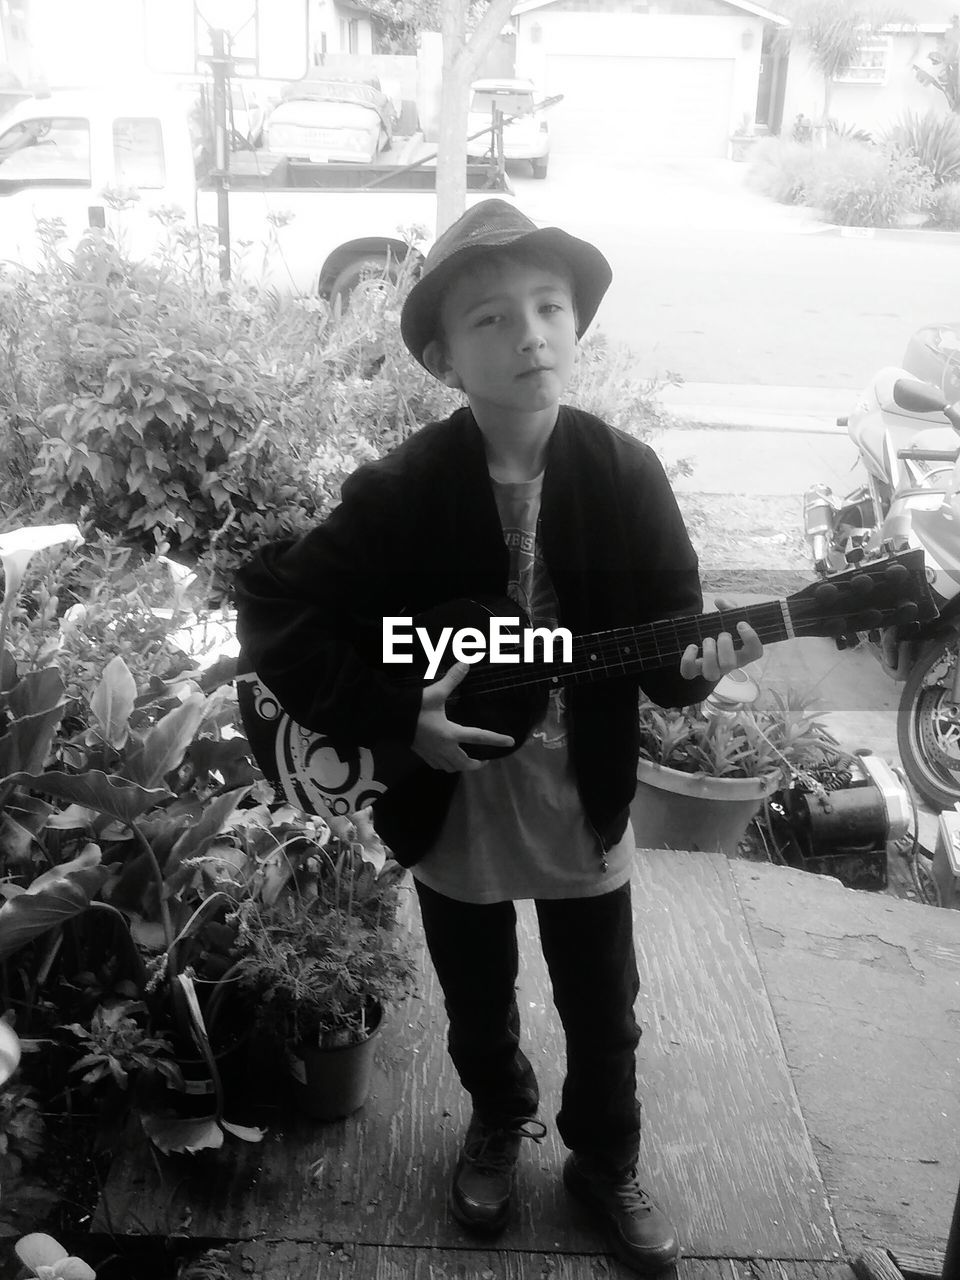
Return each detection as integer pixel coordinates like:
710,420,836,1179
216,1241,863,1280
729,859,960,1262
98,852,839,1260
627,850,841,1259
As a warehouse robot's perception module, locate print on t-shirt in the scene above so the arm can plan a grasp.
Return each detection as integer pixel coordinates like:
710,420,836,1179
500,506,566,750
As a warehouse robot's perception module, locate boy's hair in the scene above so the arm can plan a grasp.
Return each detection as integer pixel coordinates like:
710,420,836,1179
428,242,579,352
399,198,611,370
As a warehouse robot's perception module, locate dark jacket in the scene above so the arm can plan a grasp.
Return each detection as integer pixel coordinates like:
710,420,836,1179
234,405,714,865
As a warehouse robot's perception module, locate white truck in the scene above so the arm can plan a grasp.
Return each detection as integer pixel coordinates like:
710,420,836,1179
0,86,510,299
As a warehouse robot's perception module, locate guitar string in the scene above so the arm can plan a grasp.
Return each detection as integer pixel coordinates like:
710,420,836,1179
456,604,906,696
390,602,917,695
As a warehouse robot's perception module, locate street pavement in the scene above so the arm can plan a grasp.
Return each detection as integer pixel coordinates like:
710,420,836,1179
655,381,859,495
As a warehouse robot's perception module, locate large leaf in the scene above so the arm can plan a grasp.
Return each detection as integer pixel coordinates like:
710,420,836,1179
0,667,67,780
5,791,56,834
90,655,137,749
0,846,108,961
0,1019,20,1086
14,1232,97,1278
123,693,207,788
166,785,251,873
5,665,64,720
140,1112,224,1154
0,811,40,864
0,769,170,826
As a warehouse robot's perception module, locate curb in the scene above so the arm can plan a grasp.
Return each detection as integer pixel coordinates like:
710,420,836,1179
812,224,960,245
662,409,846,434
656,384,854,435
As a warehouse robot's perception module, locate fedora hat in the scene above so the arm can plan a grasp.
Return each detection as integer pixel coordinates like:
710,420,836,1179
400,198,612,369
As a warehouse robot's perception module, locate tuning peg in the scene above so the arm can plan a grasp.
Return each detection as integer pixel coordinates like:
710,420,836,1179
885,563,910,585
858,609,883,629
895,603,918,625
815,582,841,607
833,631,860,650
850,574,874,596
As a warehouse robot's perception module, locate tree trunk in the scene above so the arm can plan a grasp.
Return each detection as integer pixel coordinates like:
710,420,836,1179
435,0,518,237
436,0,469,238
817,73,833,147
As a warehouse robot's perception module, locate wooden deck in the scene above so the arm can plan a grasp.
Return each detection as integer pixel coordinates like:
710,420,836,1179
94,850,960,1279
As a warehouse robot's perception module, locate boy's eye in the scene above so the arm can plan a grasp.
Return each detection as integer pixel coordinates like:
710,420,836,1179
541,302,564,314
476,314,501,327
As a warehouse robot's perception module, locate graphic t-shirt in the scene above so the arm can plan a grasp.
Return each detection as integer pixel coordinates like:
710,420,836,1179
410,473,634,904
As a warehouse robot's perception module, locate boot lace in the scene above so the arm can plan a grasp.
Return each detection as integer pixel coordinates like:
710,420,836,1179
609,1168,655,1215
465,1117,547,1176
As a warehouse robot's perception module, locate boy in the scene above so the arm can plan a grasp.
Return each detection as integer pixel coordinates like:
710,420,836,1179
234,199,763,1274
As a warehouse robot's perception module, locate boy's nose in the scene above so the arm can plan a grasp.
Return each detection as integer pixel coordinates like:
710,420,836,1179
518,319,547,352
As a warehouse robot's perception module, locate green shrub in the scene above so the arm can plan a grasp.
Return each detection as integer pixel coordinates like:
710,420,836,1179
3,532,202,703
748,135,935,226
747,137,823,204
1,208,676,592
925,181,960,229
886,109,960,186
807,140,934,227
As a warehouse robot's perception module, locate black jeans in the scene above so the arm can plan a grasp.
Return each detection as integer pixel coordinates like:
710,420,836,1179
414,878,643,1171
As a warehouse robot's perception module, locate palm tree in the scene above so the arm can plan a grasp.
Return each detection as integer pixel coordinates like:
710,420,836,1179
778,0,901,141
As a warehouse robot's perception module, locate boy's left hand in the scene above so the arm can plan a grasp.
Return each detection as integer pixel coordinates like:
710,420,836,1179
679,596,764,681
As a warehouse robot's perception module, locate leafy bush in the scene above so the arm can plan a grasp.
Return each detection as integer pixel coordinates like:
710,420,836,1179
809,142,934,226
827,118,873,145
747,137,823,204
4,532,204,703
0,206,678,595
886,109,960,186
748,135,935,226
925,181,960,229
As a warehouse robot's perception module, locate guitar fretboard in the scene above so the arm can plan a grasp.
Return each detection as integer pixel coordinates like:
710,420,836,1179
467,601,795,696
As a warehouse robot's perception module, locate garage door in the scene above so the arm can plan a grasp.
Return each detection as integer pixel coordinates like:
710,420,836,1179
545,54,735,160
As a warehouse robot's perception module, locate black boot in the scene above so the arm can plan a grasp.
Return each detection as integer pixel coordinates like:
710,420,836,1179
563,1153,680,1273
450,1114,547,1234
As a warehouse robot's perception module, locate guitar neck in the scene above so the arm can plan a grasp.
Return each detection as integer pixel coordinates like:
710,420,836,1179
570,600,793,684
469,600,793,696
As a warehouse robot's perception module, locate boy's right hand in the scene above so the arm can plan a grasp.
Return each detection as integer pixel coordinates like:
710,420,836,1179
412,661,515,772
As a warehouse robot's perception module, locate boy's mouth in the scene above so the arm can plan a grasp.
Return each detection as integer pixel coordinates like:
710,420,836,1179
517,365,553,378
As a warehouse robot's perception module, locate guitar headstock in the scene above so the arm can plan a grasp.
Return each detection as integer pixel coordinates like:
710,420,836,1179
787,548,939,640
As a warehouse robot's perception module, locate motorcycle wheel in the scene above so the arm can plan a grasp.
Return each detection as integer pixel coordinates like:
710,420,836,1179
897,631,960,808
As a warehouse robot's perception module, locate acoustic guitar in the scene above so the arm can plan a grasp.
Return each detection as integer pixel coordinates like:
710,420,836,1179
236,549,937,820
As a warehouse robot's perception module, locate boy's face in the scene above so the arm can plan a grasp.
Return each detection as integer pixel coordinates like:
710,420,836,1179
426,259,578,423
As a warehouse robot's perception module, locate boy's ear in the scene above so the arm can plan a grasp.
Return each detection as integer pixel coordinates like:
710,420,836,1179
423,339,462,389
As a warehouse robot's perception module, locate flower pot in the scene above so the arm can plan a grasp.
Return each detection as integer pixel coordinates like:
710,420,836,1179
158,1028,253,1118
631,760,780,857
287,1003,383,1121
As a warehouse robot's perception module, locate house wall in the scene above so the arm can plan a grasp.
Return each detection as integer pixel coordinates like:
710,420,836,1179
515,10,766,136
781,29,953,137
310,0,373,58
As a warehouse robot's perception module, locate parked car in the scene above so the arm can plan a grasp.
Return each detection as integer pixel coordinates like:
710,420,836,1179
262,77,393,164
466,77,549,179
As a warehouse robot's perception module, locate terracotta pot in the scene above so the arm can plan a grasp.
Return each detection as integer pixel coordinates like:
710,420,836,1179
287,1002,383,1121
631,759,780,857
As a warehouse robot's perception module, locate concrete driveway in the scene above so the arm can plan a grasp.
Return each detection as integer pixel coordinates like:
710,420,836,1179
510,154,829,236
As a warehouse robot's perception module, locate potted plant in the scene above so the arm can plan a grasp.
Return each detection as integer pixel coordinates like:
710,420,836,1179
632,676,840,857
229,818,417,1121
729,112,765,162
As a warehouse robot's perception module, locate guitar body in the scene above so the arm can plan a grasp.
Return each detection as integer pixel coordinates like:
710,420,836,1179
235,551,938,822
236,596,549,819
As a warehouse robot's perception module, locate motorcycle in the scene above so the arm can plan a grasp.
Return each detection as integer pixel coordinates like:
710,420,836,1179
803,363,960,810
